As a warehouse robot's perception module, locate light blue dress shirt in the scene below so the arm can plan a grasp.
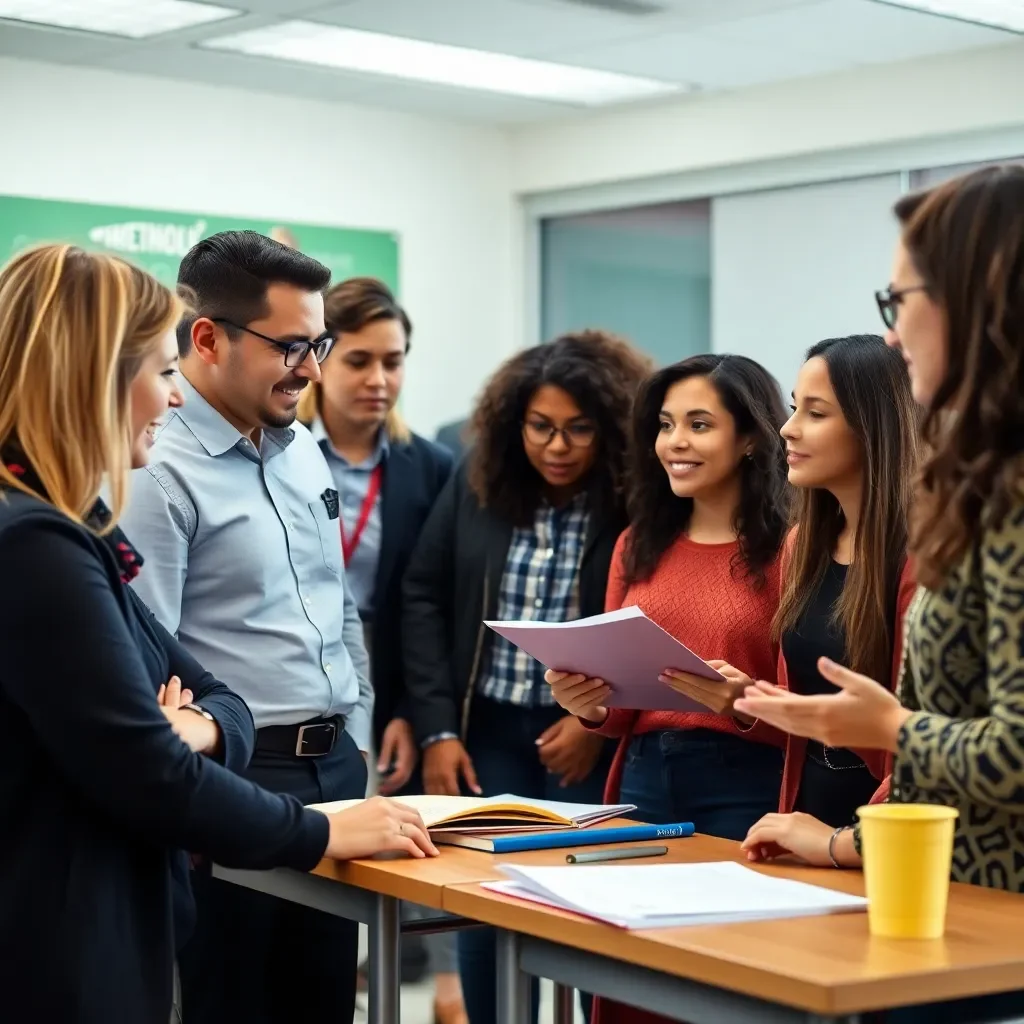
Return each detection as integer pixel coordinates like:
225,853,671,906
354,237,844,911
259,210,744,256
310,419,387,621
118,377,373,749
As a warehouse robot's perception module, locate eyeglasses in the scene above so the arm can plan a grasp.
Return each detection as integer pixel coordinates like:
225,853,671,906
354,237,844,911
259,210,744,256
875,285,928,331
212,318,336,368
522,419,597,449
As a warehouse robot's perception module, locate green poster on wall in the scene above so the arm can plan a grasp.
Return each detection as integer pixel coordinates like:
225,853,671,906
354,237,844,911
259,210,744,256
0,194,399,290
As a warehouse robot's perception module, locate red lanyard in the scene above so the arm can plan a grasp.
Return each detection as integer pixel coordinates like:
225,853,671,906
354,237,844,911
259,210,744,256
340,465,383,566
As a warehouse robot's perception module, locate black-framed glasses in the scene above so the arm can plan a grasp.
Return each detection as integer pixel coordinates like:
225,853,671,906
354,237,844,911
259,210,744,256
522,419,597,449
875,285,928,330
212,318,336,368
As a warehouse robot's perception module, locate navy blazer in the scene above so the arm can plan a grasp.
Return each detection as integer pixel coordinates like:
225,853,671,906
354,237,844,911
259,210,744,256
370,432,453,742
0,490,329,1023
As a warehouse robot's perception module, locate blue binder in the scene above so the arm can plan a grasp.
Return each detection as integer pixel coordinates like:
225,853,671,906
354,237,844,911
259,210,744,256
435,821,695,853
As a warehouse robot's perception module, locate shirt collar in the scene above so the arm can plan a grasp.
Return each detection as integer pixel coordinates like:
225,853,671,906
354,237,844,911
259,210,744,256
174,376,295,458
312,416,389,469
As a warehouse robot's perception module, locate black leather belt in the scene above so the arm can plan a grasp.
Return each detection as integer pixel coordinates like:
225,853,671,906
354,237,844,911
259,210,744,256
255,715,345,758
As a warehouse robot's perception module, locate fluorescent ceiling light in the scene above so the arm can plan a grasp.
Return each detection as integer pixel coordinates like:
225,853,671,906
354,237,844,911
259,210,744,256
872,0,1024,32
201,22,683,106
0,0,240,39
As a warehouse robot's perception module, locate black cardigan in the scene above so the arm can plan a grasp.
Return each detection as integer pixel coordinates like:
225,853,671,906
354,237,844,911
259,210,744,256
401,464,626,744
368,432,453,742
0,492,329,1024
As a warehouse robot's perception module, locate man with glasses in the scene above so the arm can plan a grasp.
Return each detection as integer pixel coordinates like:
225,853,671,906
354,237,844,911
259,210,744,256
119,231,373,1024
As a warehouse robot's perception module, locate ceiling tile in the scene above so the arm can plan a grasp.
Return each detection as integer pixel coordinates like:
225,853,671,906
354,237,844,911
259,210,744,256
553,25,846,88
96,44,381,104
0,21,127,61
702,0,1014,65
305,0,654,58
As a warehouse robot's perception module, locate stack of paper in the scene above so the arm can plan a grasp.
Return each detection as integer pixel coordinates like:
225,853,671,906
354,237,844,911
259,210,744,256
309,794,635,836
485,605,725,713
485,861,868,930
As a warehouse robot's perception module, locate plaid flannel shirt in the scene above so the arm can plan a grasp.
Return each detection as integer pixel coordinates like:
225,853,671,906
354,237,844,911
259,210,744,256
478,493,589,707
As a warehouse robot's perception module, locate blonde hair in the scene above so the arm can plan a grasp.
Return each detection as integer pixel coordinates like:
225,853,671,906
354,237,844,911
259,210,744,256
297,276,412,444
0,244,182,526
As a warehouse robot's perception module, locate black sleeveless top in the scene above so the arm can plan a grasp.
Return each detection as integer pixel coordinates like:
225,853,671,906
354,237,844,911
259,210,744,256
781,561,879,828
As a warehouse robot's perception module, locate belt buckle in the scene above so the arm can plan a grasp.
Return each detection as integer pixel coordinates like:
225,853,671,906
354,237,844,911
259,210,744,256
295,720,336,757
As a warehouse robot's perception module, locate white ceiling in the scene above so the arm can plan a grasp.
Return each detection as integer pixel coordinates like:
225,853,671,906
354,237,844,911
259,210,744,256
0,0,1017,123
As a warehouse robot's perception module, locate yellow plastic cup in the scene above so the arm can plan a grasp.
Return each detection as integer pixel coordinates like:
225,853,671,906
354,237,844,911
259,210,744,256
857,803,958,939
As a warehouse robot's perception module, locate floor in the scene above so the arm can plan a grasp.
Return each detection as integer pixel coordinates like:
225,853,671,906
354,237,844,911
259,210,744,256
353,926,583,1024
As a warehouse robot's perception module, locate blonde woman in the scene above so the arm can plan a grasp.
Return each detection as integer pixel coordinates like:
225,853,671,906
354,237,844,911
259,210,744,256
0,245,435,1024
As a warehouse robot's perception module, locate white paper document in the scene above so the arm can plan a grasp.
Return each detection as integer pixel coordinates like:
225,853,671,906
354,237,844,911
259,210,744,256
485,861,868,930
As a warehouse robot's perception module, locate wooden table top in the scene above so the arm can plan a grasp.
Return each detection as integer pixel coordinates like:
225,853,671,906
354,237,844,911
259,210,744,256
440,834,1024,1015
310,818,647,907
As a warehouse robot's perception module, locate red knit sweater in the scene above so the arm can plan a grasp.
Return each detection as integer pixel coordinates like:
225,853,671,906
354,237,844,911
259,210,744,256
595,530,785,803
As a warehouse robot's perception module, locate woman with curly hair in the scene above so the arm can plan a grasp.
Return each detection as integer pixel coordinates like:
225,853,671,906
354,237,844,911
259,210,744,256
546,354,790,838
403,330,651,1024
734,164,1024,1023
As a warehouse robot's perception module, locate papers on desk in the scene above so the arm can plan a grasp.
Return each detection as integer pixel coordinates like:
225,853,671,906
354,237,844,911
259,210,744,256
485,861,868,930
485,606,724,713
309,794,634,835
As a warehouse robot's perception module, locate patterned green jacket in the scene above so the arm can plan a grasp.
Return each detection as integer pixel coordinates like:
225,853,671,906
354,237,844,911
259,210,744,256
855,495,1024,893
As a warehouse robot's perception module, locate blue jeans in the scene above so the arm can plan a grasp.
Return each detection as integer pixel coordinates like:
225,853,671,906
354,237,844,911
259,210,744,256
458,697,611,1024
619,729,783,839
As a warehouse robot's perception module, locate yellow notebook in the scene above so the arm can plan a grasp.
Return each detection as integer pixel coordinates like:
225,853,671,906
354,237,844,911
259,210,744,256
308,794,632,834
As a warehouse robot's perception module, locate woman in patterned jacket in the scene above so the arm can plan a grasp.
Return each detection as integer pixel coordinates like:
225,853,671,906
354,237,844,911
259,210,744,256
734,164,1024,1023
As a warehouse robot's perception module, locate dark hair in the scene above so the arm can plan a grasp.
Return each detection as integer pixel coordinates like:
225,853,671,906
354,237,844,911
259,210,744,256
622,354,789,588
176,230,331,356
773,335,918,684
893,165,1024,589
323,276,411,351
299,276,413,442
467,330,652,524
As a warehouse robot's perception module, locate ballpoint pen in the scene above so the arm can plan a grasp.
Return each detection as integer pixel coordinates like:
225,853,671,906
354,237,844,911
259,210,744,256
566,845,669,864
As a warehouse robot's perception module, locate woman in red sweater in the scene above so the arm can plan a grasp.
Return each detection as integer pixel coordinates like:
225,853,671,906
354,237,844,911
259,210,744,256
546,353,790,835
670,336,918,868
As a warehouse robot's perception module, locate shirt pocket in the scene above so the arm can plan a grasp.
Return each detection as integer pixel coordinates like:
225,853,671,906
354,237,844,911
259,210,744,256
308,500,343,578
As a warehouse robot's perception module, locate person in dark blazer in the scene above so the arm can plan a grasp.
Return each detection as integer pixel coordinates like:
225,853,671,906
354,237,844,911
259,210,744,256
0,245,435,1024
434,416,471,461
403,330,652,1024
296,276,461,1021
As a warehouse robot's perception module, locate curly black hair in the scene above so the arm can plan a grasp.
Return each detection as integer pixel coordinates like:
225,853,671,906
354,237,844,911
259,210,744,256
467,330,652,525
622,354,790,588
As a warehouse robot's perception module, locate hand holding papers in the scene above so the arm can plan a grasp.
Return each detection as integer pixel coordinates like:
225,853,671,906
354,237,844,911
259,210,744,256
660,660,756,717
487,606,725,714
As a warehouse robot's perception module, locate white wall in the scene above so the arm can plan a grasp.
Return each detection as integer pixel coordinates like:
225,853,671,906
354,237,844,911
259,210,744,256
712,174,903,393
514,41,1024,373
509,40,1024,195
0,57,516,437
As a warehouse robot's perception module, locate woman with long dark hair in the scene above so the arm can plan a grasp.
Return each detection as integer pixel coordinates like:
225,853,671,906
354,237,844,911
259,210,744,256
735,165,1024,1023
546,354,790,835
403,330,651,1024
710,336,921,866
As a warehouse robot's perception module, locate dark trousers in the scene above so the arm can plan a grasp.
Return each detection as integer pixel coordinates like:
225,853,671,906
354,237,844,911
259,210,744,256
883,989,1024,1022
619,729,782,839
458,696,611,1024
179,730,367,1024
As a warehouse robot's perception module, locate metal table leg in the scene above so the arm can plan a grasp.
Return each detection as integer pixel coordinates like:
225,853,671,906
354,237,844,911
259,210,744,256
554,982,576,1024
368,894,401,1024
496,930,531,1024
